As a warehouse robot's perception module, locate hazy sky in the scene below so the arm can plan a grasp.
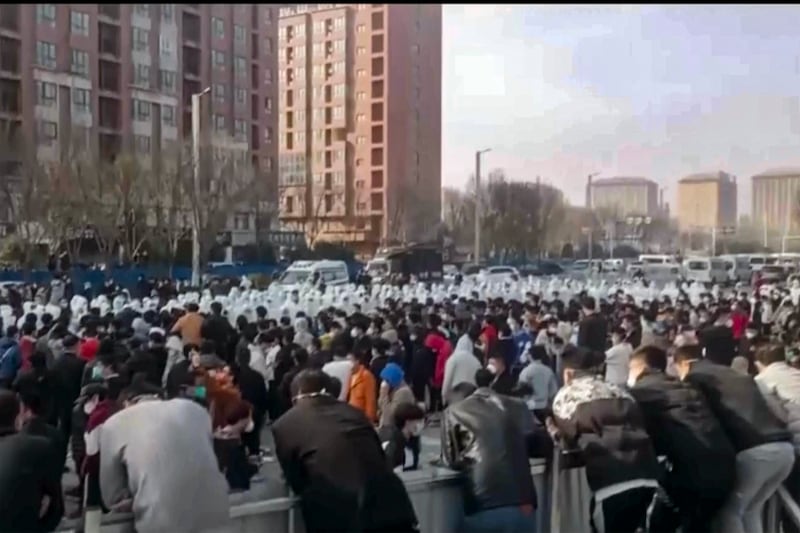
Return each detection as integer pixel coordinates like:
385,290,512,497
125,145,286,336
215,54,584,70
442,5,800,214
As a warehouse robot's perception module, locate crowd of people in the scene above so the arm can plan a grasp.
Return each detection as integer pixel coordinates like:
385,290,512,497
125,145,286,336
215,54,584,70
0,273,799,532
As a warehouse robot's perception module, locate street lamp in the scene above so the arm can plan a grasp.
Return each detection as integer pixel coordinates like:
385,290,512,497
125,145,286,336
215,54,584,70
191,87,211,286
474,148,492,263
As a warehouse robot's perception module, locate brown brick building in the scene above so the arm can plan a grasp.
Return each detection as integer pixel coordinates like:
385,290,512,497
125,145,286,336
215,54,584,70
0,4,279,238
277,3,442,256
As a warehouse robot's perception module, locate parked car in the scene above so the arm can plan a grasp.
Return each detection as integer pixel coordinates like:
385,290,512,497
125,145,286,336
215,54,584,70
519,261,564,277
476,266,520,284
760,264,789,284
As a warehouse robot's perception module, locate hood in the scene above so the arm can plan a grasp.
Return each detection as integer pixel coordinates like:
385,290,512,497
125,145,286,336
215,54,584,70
454,335,473,355
294,317,308,332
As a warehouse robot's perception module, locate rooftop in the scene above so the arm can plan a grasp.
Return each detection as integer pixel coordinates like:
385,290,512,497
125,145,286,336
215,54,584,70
679,171,735,184
590,176,656,187
752,167,800,179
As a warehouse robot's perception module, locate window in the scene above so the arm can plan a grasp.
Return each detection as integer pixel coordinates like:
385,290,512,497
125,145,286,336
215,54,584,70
35,41,56,69
132,99,151,121
37,121,57,145
234,56,246,77
356,69,366,78
134,134,151,154
212,50,226,68
356,91,366,101
234,24,246,45
356,24,366,33
212,17,224,38
159,35,174,58
70,49,89,77
233,213,250,231
356,113,365,122
213,114,225,131
134,4,150,18
264,68,272,84
235,88,246,105
133,27,149,52
264,127,273,142
162,104,175,126
333,106,343,119
334,17,345,30
159,69,176,93
161,4,174,23
357,46,366,56
356,136,366,145
133,63,150,87
234,119,247,141
264,97,273,112
70,10,89,36
72,88,90,112
213,83,226,103
265,37,273,54
37,5,56,26
333,84,345,98
36,81,57,107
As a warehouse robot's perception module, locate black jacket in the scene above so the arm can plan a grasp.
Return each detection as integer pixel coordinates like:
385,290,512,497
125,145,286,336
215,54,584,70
442,388,537,515
51,351,86,417
552,375,659,492
272,395,418,533
577,314,608,353
684,359,791,452
122,349,161,387
0,429,63,532
699,325,737,367
235,365,269,425
202,314,233,360
22,416,67,474
165,359,193,399
630,370,736,501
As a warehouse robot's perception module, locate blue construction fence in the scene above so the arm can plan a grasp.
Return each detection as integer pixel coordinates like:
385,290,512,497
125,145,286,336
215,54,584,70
0,261,365,291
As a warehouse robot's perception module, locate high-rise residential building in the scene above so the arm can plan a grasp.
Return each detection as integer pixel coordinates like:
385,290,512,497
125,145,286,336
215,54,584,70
752,167,800,233
588,176,659,218
676,171,738,231
0,4,279,239
277,3,442,255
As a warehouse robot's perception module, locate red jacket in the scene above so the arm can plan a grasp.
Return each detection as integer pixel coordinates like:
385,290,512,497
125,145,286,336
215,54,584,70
731,312,748,340
425,332,453,389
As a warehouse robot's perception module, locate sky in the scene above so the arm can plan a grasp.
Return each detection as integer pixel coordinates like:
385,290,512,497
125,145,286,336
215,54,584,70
442,5,800,215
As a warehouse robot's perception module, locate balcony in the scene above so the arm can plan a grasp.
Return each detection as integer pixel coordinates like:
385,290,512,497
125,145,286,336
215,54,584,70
0,6,19,32
183,46,200,77
99,23,121,57
0,37,19,74
98,97,121,130
0,79,19,114
98,5,120,21
98,60,120,92
182,12,201,44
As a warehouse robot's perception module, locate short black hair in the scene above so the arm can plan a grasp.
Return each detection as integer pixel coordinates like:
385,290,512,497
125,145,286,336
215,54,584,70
290,369,329,398
756,344,786,368
0,390,18,428
5,325,17,338
673,344,703,364
582,297,596,311
631,345,668,372
200,340,216,355
326,376,342,399
186,303,199,313
475,368,494,387
392,402,425,429
561,346,604,372
183,343,199,359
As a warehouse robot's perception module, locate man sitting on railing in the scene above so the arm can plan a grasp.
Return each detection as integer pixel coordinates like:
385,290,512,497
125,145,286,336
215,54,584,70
548,346,659,533
627,345,736,532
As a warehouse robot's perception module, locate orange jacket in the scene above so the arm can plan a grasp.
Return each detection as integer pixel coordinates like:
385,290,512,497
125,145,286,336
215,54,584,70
348,365,377,423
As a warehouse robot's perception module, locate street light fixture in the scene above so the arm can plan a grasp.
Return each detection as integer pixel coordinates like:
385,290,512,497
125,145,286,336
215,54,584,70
474,148,492,263
190,87,212,286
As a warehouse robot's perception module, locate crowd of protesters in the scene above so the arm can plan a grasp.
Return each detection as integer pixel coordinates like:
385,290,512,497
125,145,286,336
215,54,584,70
0,273,799,532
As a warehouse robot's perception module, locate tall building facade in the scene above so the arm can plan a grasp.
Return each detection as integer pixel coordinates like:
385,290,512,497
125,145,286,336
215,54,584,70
0,4,279,239
277,3,442,255
752,168,800,233
588,177,659,218
676,171,737,231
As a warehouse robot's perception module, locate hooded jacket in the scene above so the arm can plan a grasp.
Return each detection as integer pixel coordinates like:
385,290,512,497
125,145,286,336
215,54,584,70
755,361,800,454
442,336,482,406
0,337,20,383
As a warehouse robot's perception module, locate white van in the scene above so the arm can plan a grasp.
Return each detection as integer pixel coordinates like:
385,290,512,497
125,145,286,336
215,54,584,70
603,259,624,272
749,254,777,272
638,254,682,283
277,260,350,287
720,254,750,282
683,257,729,284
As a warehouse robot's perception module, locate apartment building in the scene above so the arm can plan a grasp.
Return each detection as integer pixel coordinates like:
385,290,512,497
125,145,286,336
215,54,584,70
752,167,800,233
277,3,442,255
588,176,660,218
0,4,279,243
676,171,738,231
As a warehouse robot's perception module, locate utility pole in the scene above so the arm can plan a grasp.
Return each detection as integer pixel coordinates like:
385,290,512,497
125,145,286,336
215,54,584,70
191,87,211,286
473,148,491,263
711,226,717,256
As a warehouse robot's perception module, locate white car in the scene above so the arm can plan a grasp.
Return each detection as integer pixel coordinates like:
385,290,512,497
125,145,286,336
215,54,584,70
476,266,520,284
443,264,459,284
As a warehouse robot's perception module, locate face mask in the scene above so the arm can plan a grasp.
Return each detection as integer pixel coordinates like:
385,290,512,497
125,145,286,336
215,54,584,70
351,328,362,338
626,373,638,388
547,327,557,335
366,327,375,336
486,363,498,375
83,399,97,415
409,334,417,341
244,419,255,433
746,331,757,339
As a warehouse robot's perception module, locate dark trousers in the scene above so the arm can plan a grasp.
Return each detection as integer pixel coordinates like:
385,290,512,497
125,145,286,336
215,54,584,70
648,486,725,533
429,386,443,413
242,415,264,455
461,505,536,533
590,486,655,533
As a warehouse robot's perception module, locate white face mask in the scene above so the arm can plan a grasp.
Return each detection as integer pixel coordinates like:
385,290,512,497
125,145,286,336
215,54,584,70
409,334,417,341
486,363,498,375
626,373,638,388
366,327,375,336
83,399,97,416
351,328,362,338
244,419,255,433
746,331,757,339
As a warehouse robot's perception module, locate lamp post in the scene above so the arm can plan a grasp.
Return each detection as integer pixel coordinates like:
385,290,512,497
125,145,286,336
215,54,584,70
474,148,492,263
191,87,211,286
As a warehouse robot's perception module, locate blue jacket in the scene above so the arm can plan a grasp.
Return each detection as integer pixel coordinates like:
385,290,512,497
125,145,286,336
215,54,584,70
513,330,533,363
0,338,21,382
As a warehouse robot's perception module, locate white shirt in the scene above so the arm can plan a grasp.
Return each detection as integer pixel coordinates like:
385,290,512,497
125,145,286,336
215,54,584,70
322,359,352,401
604,342,632,386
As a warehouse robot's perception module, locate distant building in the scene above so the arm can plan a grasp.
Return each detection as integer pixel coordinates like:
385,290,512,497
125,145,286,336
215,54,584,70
588,177,659,218
676,171,737,231
752,168,800,233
